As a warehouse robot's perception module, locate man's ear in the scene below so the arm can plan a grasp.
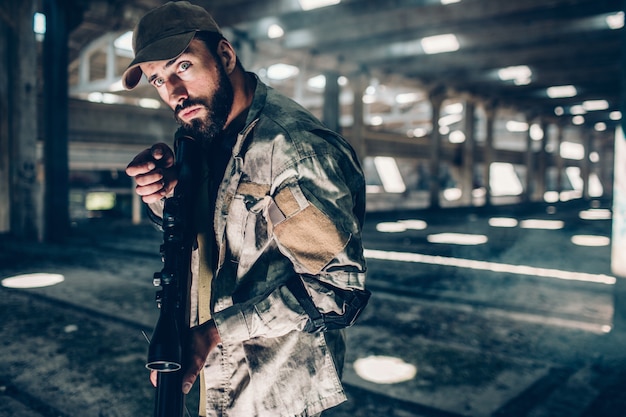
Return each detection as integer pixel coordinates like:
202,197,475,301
217,40,237,74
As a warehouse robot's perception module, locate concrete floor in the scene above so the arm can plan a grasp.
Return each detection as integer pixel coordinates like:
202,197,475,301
1,198,625,417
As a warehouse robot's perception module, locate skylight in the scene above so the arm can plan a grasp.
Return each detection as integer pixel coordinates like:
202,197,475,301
582,99,609,111
114,31,133,52
546,85,577,98
266,63,299,80
606,11,624,29
33,12,46,35
298,0,340,10
267,24,284,39
420,34,459,54
505,120,528,132
498,65,532,85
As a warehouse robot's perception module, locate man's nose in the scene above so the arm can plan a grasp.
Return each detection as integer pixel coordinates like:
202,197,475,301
167,76,188,108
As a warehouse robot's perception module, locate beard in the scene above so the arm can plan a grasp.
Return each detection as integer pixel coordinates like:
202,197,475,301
174,62,234,146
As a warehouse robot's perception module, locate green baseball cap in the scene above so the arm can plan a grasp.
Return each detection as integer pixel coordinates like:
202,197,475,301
122,1,222,90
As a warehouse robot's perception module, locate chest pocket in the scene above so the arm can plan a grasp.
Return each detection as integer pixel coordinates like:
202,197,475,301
225,182,271,275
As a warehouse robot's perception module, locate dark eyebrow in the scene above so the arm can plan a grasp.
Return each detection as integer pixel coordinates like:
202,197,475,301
147,56,181,84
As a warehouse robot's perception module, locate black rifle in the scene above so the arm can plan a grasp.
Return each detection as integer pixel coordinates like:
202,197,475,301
146,136,201,417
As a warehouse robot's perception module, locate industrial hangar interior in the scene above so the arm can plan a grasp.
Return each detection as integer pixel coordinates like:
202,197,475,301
1,0,626,416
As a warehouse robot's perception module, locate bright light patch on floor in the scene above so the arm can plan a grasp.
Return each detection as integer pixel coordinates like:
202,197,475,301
520,219,564,230
376,219,428,233
571,235,610,247
373,156,406,193
401,220,428,230
427,233,488,245
353,355,417,384
2,273,65,289
579,209,612,220
376,222,407,233
489,217,518,227
364,249,616,285
299,0,340,10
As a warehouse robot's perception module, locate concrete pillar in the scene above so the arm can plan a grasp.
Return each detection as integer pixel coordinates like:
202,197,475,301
132,187,142,225
523,114,535,203
600,136,614,197
612,126,626,332
428,87,446,209
555,123,565,198
483,102,496,206
43,0,70,242
581,132,591,200
1,0,41,239
610,3,626,334
322,70,341,134
350,72,367,163
460,99,475,206
0,13,11,233
536,118,548,200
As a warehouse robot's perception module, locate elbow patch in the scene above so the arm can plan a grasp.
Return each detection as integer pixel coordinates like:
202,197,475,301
269,185,349,275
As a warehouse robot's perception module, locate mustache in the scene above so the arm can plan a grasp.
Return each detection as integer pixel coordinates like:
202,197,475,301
174,98,208,118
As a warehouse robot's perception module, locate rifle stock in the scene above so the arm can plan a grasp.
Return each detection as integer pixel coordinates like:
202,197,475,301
147,136,201,417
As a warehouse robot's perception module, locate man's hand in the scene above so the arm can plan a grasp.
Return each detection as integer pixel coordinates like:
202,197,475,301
182,319,221,394
126,143,178,204
148,320,221,393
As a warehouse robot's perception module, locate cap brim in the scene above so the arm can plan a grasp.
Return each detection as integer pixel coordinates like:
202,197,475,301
122,31,196,90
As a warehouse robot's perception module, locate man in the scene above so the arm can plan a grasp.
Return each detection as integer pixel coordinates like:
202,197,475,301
124,2,369,416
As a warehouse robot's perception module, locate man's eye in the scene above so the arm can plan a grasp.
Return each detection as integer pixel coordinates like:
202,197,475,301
153,77,164,87
179,62,190,71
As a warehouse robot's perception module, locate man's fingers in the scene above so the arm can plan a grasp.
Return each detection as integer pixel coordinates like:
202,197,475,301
151,145,164,160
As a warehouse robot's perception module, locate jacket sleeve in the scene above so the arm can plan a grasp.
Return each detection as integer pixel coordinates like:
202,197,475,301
212,129,369,343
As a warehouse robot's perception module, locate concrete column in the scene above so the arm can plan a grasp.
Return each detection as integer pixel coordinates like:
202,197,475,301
460,99,475,206
536,118,548,200
555,123,565,198
610,6,626,334
322,70,341,134
600,136,614,197
581,132,591,200
428,87,446,209
350,72,367,163
43,0,71,242
131,186,142,225
483,102,496,206
523,114,535,203
2,0,41,239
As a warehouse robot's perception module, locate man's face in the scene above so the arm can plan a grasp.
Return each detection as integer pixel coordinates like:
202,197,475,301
140,39,234,143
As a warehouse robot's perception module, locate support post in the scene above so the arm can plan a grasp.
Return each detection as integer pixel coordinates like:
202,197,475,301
482,101,496,206
43,0,70,242
322,70,341,134
428,87,445,209
460,99,475,206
